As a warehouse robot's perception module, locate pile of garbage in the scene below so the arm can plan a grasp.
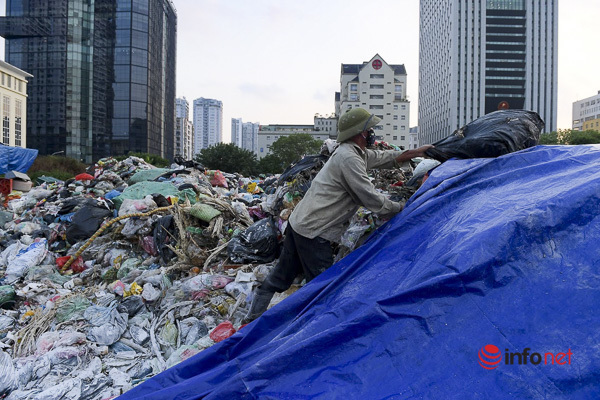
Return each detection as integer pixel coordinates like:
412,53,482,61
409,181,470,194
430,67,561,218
0,143,423,399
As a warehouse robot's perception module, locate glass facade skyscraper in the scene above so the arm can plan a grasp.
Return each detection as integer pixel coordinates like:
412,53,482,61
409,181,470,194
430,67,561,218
0,0,177,163
418,0,557,145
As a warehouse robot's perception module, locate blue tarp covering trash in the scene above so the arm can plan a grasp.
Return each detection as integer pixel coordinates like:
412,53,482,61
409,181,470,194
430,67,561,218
0,145,38,175
120,145,600,400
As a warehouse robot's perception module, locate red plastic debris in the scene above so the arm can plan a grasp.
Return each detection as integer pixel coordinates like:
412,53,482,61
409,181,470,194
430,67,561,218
209,170,228,188
75,173,94,181
56,255,85,272
209,321,236,343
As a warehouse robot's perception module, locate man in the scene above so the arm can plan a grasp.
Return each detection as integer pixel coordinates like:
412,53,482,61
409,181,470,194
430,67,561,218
244,108,433,322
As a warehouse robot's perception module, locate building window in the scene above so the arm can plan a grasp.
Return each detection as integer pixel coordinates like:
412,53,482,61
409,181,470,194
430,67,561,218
401,136,406,140
15,100,22,147
350,94,358,101
370,84,384,89
350,83,357,91
2,96,9,145
401,105,406,110
370,74,384,78
401,125,406,130
393,105,398,110
260,148,263,153
369,105,384,110
393,126,398,130
401,115,406,120
267,136,271,140
370,95,384,99
393,136,398,140
393,115,398,120
395,84,403,100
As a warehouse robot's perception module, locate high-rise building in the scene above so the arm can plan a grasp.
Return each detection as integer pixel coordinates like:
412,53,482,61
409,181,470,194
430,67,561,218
336,54,411,149
175,97,193,160
0,60,32,148
242,122,259,154
231,118,243,148
0,0,177,163
418,0,558,145
193,98,222,155
572,91,600,132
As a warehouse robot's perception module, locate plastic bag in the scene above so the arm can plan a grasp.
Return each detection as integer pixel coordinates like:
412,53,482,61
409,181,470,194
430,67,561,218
425,109,544,162
166,345,201,368
0,351,17,396
5,239,47,281
179,317,208,346
84,304,129,345
66,205,112,244
154,215,177,264
227,218,279,264
209,321,236,343
189,203,221,222
142,283,161,302
118,197,157,217
55,294,91,323
0,285,16,308
210,170,228,188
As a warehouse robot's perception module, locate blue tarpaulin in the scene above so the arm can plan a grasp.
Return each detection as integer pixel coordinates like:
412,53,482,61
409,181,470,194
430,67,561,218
120,145,600,399
0,145,38,175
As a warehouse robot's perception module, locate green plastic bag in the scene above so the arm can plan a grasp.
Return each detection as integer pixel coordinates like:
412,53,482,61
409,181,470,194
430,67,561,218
0,286,16,307
55,294,91,323
190,203,221,222
128,168,171,185
113,181,179,210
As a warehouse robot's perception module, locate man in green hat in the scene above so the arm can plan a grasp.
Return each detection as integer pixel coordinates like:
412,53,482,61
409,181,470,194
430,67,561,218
244,108,433,322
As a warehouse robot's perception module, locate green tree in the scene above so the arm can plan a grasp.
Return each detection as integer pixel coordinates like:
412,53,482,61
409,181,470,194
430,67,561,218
539,131,559,144
570,130,600,144
196,143,258,176
267,134,322,169
539,129,600,145
256,153,285,174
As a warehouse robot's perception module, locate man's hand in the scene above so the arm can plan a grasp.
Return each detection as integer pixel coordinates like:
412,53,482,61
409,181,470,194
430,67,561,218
395,144,435,163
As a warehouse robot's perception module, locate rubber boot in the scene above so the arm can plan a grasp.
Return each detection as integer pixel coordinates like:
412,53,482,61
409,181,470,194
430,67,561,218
242,287,275,324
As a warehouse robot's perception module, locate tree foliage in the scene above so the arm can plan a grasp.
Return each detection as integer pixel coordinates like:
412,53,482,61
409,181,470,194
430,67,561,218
267,134,322,169
196,143,258,176
539,129,600,145
257,154,285,174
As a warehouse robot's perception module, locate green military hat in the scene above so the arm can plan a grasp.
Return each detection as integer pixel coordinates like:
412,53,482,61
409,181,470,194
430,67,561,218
337,108,382,143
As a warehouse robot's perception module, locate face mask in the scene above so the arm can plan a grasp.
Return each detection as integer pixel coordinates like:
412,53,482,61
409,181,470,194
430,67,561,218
364,129,376,147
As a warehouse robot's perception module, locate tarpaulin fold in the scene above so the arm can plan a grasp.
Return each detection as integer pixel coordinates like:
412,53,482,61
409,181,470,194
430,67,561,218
120,145,600,400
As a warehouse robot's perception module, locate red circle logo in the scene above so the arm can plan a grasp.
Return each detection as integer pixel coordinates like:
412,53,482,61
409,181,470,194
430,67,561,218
372,60,382,70
478,344,502,369
498,101,509,110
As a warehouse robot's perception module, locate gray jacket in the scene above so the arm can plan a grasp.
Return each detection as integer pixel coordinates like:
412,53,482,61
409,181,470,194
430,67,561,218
289,142,406,243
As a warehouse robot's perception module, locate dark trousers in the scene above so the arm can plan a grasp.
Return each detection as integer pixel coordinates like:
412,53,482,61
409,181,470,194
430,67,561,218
260,224,334,294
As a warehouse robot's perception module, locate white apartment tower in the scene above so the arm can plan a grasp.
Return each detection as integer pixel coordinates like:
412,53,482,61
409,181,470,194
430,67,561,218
419,0,558,145
175,97,194,159
336,54,410,149
231,118,243,148
193,98,223,154
242,122,259,154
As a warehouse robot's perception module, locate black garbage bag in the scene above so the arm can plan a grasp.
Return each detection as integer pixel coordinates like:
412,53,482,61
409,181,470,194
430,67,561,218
154,215,177,264
278,154,328,184
66,205,112,244
227,218,279,264
425,109,544,162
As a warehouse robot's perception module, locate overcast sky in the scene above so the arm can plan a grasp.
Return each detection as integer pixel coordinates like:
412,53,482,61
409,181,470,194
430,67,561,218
0,0,597,142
